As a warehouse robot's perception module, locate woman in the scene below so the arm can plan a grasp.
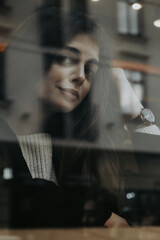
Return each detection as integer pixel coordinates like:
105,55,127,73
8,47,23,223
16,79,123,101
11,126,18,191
2,8,129,227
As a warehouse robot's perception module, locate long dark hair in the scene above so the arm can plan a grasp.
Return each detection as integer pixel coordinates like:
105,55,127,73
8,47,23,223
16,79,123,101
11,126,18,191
5,8,125,196
37,8,125,193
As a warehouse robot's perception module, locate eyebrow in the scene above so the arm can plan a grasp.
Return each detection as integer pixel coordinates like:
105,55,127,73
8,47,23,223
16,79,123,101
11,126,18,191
64,46,81,55
64,45,99,66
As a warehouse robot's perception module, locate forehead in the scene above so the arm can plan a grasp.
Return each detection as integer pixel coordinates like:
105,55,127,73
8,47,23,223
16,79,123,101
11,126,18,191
66,34,99,61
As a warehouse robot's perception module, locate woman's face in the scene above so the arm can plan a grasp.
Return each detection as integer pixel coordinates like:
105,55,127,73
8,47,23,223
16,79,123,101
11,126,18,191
41,34,99,112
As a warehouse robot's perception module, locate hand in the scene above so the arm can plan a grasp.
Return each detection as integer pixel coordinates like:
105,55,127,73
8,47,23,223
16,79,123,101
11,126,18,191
112,68,143,120
104,212,129,227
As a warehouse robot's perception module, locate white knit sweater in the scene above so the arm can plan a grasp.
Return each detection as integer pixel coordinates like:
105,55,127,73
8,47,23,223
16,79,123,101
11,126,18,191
17,125,160,185
135,124,160,135
17,133,58,184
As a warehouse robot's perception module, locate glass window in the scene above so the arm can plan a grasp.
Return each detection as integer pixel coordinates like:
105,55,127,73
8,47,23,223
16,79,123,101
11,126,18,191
0,0,160,237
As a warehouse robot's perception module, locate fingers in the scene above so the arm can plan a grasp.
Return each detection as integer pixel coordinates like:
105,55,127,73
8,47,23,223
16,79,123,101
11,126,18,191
104,212,129,228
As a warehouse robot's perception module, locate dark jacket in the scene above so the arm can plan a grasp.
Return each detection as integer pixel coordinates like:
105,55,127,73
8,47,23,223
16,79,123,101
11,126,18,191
0,117,110,228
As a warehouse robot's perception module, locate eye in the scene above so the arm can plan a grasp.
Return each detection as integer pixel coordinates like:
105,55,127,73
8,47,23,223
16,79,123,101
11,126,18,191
85,64,98,80
59,56,73,65
54,54,78,66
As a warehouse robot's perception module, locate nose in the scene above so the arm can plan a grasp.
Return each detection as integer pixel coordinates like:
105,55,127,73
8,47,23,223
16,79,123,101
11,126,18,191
71,63,85,85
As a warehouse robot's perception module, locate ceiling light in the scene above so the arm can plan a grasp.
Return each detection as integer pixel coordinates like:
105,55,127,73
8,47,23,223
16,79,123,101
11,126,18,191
132,3,143,10
153,19,160,28
91,0,100,2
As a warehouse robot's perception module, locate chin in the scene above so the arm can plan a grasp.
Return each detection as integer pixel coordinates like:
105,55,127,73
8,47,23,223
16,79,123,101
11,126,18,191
51,103,76,113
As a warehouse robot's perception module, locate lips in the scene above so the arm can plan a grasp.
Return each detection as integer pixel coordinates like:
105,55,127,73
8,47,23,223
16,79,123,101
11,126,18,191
58,87,79,99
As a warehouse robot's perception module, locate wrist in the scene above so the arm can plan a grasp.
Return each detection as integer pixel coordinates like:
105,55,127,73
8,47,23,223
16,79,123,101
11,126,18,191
125,108,156,131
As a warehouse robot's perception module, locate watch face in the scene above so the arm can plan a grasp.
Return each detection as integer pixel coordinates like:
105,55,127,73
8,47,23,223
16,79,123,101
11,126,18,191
141,108,155,123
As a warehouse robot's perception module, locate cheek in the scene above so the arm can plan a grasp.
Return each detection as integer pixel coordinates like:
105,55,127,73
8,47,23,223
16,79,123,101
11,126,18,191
47,66,63,84
81,82,92,99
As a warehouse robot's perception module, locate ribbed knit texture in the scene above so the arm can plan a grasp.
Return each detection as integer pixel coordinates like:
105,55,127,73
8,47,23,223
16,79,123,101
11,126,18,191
135,124,160,135
17,133,58,184
16,125,160,185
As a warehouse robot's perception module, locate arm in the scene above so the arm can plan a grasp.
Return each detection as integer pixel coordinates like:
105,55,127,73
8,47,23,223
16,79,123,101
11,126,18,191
112,68,160,135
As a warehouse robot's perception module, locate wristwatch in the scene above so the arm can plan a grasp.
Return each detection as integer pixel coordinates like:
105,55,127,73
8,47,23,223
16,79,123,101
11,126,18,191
128,108,155,129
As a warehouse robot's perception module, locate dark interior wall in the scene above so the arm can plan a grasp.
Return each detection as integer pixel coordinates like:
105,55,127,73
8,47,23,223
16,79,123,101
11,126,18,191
39,0,62,9
69,0,88,13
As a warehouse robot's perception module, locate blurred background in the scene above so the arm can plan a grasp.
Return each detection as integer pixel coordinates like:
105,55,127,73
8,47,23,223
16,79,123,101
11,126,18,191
0,0,160,227
0,0,160,120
